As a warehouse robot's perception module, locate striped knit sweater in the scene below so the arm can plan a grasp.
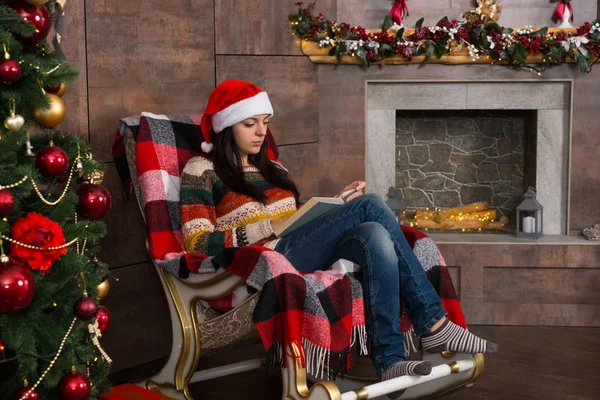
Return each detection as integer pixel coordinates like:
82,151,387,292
180,156,297,256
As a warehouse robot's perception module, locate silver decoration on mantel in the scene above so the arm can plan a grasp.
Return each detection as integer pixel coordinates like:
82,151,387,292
582,224,600,241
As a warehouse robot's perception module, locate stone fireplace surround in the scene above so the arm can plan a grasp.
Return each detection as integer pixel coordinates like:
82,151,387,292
366,80,571,236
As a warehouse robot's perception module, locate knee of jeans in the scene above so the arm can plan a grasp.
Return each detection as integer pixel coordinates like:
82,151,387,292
357,193,386,209
355,222,397,260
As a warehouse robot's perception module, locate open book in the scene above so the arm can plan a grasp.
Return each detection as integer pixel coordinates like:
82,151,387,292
274,189,357,238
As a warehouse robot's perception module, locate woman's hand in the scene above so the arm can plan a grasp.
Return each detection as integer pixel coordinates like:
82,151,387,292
270,216,291,233
337,181,366,202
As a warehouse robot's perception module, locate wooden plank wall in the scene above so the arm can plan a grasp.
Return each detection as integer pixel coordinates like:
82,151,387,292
59,0,599,374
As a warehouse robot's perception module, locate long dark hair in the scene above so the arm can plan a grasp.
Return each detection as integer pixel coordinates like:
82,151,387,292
211,127,300,205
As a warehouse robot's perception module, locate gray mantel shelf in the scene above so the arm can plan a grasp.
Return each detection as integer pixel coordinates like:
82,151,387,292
426,232,599,245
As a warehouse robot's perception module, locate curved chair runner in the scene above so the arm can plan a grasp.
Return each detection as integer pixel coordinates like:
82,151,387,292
117,114,484,400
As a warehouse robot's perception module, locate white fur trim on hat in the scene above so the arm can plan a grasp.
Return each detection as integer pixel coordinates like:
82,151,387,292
201,141,214,153
212,91,274,133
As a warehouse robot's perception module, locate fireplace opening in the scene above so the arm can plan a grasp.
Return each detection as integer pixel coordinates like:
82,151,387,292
395,110,537,233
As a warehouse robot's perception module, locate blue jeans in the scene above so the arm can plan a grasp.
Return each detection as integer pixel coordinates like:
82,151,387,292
274,194,446,376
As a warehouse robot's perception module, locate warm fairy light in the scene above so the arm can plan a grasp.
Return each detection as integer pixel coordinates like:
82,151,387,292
478,228,482,231
53,302,57,307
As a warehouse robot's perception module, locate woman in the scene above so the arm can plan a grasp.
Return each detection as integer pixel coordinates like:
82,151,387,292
180,80,497,388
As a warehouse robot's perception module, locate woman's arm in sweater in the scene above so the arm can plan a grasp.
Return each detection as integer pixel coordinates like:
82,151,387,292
180,157,275,256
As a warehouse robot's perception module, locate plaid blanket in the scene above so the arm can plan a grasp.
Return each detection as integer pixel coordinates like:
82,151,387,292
113,113,466,376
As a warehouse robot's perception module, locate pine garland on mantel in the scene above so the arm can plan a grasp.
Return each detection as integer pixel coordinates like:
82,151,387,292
289,2,600,74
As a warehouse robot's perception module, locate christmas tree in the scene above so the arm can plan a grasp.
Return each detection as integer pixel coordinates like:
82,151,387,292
0,1,113,399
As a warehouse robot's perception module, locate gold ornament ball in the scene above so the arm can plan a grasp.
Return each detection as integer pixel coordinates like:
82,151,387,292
33,94,66,128
97,278,110,299
4,113,25,132
25,0,50,4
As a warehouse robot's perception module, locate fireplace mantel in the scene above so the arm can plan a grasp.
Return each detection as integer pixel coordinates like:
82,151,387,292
301,28,579,66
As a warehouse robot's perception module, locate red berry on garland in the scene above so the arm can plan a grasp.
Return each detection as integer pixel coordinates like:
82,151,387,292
95,305,112,333
35,144,69,178
15,383,40,400
9,1,52,45
57,369,91,400
0,256,35,314
0,189,16,216
0,56,21,84
76,184,112,220
73,293,97,320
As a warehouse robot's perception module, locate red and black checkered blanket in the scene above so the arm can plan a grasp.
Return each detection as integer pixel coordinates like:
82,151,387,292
113,113,466,376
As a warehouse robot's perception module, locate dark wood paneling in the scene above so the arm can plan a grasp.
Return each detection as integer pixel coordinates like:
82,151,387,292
570,78,600,230
483,267,600,304
215,0,336,55
278,143,319,203
98,163,150,268
216,56,319,146
101,262,171,373
438,243,600,325
86,0,215,162
60,0,88,138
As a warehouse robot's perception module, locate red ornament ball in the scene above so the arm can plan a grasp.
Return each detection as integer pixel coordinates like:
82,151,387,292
35,145,69,178
9,1,52,45
0,189,16,216
95,305,112,333
15,386,40,400
57,372,91,400
76,184,112,220
73,296,97,320
0,58,21,84
0,258,35,314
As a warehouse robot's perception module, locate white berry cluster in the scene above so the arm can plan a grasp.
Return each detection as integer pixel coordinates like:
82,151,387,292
397,40,415,47
443,26,459,40
346,39,365,52
500,32,514,49
468,46,480,61
318,38,336,47
591,22,600,34
515,25,534,35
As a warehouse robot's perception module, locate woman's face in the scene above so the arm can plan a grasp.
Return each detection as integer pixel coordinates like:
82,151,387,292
231,114,271,157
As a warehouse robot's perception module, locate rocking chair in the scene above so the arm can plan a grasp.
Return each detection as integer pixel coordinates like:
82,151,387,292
115,112,484,400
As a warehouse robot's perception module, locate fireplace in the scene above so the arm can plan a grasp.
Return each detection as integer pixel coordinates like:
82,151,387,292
366,81,571,236
395,109,537,231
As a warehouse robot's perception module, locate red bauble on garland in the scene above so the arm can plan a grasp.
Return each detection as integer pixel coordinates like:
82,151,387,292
9,1,52,45
95,305,112,333
0,189,16,216
57,371,91,400
73,295,97,321
15,386,40,400
35,145,69,178
0,58,21,84
10,212,68,271
0,257,35,314
76,184,112,220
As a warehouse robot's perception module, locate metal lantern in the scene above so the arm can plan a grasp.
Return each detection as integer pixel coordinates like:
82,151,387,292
386,187,406,224
516,187,543,239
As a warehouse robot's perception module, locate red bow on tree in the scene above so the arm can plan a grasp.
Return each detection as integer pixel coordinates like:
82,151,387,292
389,0,409,26
554,0,573,23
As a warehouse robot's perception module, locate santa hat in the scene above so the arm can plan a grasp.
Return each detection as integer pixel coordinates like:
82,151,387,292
200,80,274,153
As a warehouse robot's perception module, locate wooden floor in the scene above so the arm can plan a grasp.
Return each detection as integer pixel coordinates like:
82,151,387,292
111,326,600,400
